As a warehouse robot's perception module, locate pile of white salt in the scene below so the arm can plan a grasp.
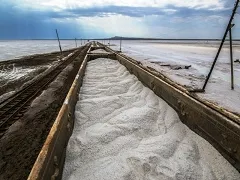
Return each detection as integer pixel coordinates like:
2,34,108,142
63,58,239,180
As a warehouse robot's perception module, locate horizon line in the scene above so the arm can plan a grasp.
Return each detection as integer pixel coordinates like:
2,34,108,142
1,38,240,41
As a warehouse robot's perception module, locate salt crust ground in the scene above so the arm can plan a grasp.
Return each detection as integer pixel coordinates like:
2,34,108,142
1,40,239,113
91,49,109,54
63,58,239,180
110,40,240,114
0,51,73,101
0,40,78,61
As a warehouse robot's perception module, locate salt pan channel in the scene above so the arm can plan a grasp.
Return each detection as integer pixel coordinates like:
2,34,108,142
63,58,239,180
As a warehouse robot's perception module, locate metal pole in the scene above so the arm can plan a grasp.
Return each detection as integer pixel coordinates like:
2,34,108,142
229,25,234,90
81,39,82,45
201,0,239,91
120,37,122,52
75,38,77,48
55,29,62,54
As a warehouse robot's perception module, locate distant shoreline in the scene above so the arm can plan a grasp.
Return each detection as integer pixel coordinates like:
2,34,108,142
0,39,240,41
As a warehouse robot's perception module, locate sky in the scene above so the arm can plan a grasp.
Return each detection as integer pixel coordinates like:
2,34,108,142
0,0,239,39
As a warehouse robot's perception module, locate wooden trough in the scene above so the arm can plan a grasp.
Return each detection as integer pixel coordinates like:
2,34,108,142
27,42,240,180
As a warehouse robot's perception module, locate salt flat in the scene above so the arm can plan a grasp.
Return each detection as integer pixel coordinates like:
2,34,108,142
63,58,239,180
109,40,240,114
0,40,78,61
0,40,239,113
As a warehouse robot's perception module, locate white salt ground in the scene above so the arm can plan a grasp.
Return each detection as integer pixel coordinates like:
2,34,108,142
109,40,240,114
63,58,239,180
91,49,109,54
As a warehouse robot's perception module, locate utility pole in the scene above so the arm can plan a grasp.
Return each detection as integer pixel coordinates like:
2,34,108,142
192,0,239,92
55,29,62,54
75,38,77,48
120,37,122,52
229,24,235,90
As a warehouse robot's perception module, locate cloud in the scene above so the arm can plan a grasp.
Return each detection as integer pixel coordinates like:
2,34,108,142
6,0,228,18
0,2,107,39
0,0,239,39
76,15,148,37
9,0,225,10
60,5,231,18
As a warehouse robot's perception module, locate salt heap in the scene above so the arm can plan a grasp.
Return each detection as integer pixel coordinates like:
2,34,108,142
63,58,239,180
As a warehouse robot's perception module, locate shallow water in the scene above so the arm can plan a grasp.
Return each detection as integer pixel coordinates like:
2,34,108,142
0,40,84,61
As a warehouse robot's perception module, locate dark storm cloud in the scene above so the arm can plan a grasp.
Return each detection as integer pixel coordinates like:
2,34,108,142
46,5,231,19
0,3,107,39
